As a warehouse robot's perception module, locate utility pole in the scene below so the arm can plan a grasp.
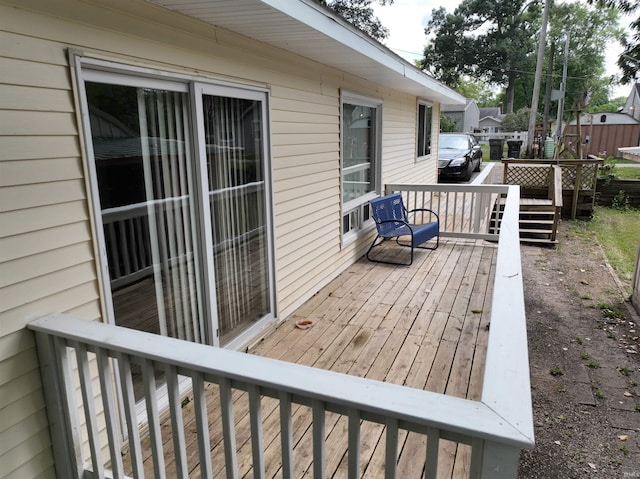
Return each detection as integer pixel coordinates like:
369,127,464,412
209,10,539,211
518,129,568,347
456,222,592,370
555,33,570,144
526,0,551,157
542,40,555,139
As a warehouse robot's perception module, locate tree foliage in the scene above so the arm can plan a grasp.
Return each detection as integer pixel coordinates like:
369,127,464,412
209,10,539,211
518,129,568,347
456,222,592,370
422,0,625,118
543,2,623,112
317,0,394,41
453,77,499,107
420,0,540,113
439,115,459,133
587,96,626,113
589,0,640,84
502,107,541,132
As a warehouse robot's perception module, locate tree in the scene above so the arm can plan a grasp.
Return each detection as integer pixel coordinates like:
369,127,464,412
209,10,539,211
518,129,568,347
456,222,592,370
422,0,625,123
317,0,394,42
418,7,477,87
502,107,540,132
589,0,640,84
420,0,541,114
453,76,499,107
587,96,627,113
542,2,623,114
440,115,459,132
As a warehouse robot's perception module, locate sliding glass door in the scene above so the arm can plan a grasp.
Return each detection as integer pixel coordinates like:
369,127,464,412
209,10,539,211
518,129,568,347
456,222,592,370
199,88,272,344
82,69,275,400
87,82,207,345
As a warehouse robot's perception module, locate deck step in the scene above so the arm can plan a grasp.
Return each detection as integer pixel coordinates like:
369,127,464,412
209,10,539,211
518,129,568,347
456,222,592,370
519,208,555,213
520,237,559,245
520,228,554,235
519,219,554,225
491,196,560,245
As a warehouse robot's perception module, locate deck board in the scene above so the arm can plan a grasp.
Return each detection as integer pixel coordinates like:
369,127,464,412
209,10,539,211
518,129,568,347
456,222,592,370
128,237,497,478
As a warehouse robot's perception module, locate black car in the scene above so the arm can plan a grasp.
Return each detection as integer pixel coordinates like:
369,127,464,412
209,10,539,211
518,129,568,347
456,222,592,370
437,133,483,182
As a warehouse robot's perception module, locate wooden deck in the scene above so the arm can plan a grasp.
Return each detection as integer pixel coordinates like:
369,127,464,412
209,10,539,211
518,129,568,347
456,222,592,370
129,237,497,478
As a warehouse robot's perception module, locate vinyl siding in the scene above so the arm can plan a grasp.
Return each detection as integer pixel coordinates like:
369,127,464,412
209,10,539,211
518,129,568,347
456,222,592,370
1,4,97,474
0,0,441,474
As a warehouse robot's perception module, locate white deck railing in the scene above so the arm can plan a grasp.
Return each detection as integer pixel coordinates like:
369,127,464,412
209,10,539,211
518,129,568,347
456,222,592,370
386,166,507,241
29,182,532,479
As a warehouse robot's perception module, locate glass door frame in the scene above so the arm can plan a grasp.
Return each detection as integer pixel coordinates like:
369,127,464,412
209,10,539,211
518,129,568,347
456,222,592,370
74,55,277,421
191,81,277,350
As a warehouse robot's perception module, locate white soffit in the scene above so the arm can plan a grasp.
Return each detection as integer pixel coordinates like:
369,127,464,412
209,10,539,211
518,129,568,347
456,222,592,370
147,0,465,104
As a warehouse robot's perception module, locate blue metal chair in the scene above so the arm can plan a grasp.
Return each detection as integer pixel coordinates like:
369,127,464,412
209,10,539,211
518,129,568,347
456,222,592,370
367,193,439,266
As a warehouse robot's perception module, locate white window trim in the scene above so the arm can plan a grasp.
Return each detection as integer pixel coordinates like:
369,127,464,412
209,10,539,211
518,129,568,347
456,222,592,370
416,99,435,162
340,90,383,246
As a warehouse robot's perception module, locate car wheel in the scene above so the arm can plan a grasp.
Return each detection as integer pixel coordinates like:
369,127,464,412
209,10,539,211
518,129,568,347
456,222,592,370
474,159,482,172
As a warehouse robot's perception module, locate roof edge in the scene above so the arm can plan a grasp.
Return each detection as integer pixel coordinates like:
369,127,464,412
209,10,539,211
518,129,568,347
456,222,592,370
260,0,465,104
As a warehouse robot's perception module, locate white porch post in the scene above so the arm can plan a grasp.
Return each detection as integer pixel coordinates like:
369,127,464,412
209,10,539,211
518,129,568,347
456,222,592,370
472,441,521,478
33,332,83,479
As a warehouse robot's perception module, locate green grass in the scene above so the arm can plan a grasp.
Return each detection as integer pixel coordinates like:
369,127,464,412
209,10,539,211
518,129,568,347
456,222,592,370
600,158,640,179
611,158,639,164
578,207,640,287
549,366,564,376
611,167,640,180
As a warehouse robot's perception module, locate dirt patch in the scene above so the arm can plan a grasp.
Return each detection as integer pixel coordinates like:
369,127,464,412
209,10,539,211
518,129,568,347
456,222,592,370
518,220,640,478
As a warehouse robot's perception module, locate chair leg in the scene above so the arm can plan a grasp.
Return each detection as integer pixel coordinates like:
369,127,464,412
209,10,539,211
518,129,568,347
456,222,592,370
368,232,438,266
367,235,412,266
397,234,439,251
415,233,439,251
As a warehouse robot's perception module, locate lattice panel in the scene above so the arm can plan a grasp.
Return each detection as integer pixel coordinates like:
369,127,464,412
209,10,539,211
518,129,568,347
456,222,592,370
580,164,599,189
561,167,576,189
560,164,599,190
506,166,551,188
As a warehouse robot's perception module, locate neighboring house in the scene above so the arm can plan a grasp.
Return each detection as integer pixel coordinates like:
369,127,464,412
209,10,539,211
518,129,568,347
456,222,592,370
565,112,640,157
478,107,505,133
621,82,640,121
0,0,466,476
441,99,480,132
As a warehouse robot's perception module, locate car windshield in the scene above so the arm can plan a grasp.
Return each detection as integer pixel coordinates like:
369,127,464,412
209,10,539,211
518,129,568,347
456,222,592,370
439,135,469,149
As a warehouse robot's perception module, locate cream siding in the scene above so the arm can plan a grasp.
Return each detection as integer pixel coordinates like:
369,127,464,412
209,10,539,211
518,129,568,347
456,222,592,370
0,157,84,186
1,5,98,474
0,0,444,474
0,387,48,440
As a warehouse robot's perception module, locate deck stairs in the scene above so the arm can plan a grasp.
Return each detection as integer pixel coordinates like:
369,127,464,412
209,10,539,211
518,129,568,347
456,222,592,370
491,163,563,245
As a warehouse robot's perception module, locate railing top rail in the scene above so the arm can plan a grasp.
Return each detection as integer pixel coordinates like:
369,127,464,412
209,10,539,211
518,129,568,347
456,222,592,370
502,158,604,165
385,183,510,194
378,183,534,447
480,185,534,444
502,164,553,169
29,313,533,448
472,161,500,184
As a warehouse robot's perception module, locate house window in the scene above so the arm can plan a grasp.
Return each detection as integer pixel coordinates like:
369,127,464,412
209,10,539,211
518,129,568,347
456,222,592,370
417,101,433,159
78,61,276,373
341,92,382,242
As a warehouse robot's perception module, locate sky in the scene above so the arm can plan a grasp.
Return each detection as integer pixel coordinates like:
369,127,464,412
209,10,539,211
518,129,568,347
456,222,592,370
371,0,634,100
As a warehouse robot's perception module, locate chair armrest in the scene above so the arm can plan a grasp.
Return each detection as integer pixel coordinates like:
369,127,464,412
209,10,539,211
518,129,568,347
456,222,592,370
407,208,440,223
